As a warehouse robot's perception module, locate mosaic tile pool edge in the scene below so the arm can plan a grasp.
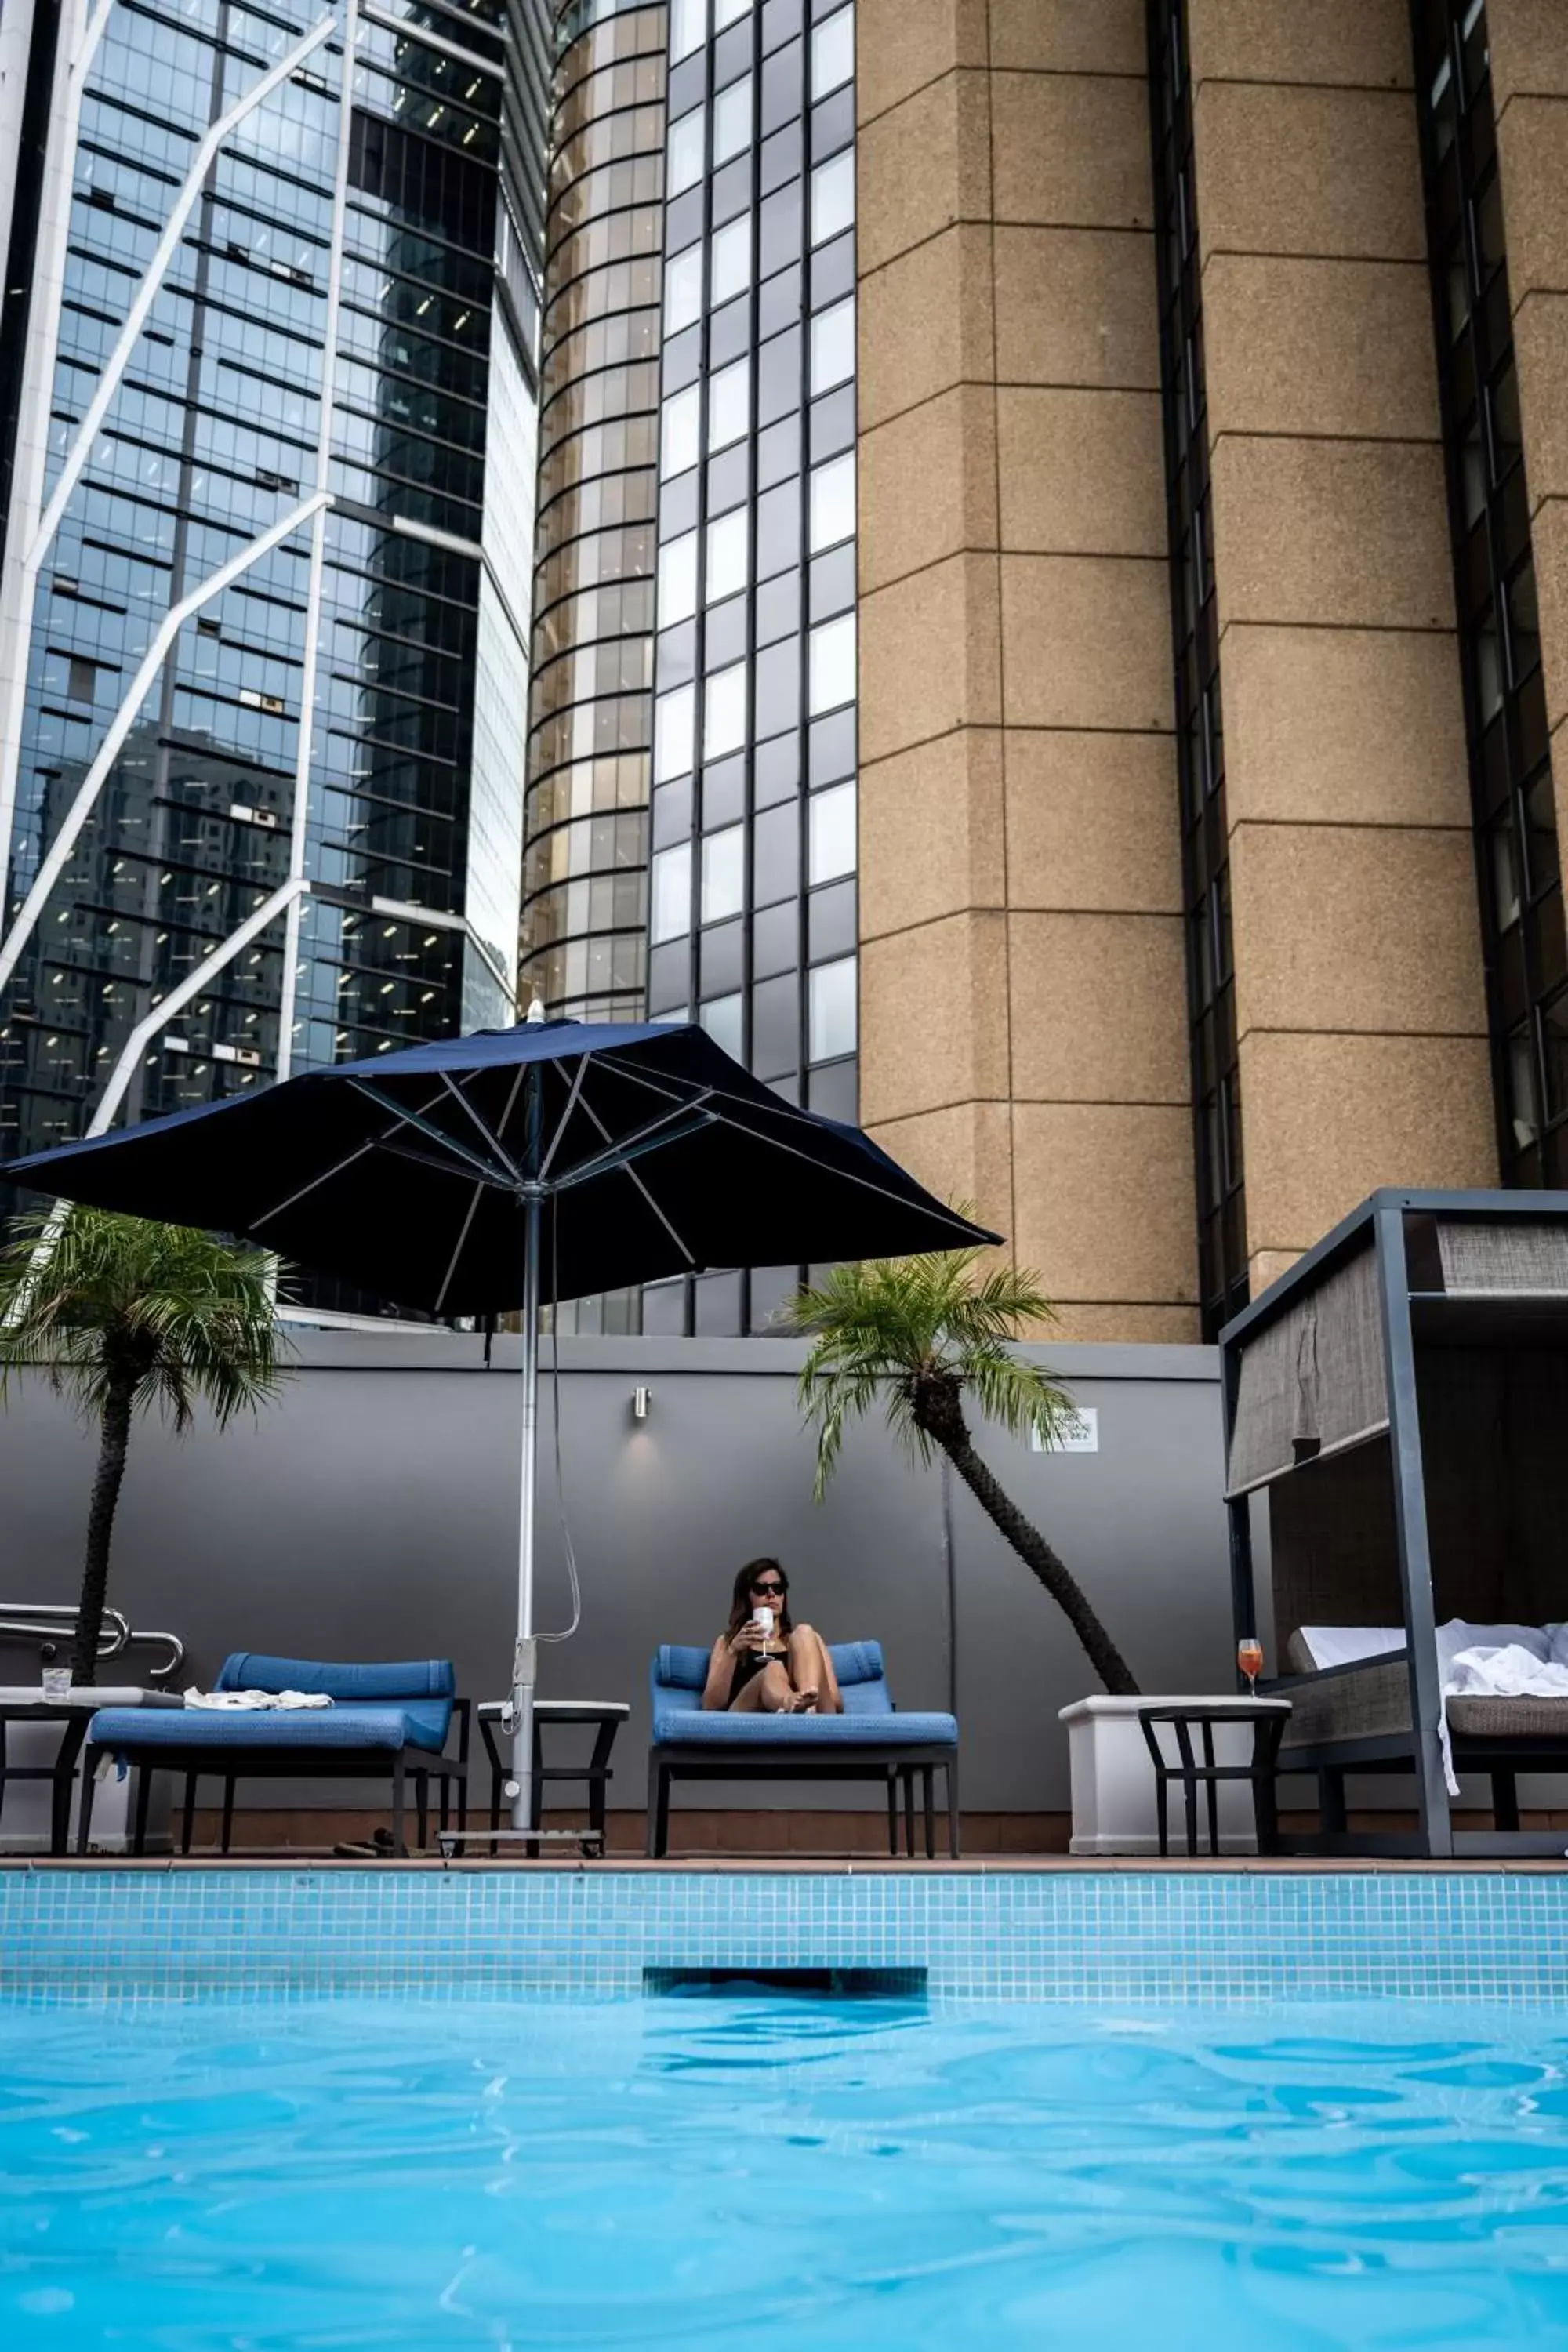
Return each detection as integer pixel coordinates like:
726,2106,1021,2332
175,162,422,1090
4,1871,1568,2005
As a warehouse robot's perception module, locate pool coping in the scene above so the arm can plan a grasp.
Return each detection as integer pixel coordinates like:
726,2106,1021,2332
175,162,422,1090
5,1854,1568,1875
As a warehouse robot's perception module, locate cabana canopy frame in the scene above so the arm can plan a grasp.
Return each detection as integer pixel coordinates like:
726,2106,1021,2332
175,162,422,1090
1220,1189,1568,1860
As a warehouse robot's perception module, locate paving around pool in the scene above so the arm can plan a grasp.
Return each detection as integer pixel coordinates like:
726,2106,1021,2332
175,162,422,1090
5,1864,1568,2347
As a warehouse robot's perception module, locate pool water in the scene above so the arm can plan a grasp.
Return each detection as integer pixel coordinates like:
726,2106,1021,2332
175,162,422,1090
5,1997,1568,2349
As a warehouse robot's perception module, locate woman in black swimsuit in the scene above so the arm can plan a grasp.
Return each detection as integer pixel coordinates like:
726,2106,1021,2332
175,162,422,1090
700,1559,844,1715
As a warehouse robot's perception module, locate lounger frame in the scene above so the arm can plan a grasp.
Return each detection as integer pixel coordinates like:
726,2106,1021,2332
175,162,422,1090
646,1741,960,1860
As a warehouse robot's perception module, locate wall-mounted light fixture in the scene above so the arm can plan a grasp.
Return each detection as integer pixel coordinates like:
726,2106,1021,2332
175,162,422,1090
632,1385,652,1422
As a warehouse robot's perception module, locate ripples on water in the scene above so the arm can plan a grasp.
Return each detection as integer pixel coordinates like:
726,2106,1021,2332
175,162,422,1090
5,1996,1568,2347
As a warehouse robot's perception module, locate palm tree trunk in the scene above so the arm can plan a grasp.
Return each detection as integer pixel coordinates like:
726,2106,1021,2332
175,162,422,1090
70,1376,135,1686
918,1391,1140,1696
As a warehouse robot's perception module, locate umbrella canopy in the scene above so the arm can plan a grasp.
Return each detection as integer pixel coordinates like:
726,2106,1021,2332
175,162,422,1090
2,1017,995,1312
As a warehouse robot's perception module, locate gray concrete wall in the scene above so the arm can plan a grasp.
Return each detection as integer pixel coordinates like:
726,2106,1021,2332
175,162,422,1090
0,1331,1231,1813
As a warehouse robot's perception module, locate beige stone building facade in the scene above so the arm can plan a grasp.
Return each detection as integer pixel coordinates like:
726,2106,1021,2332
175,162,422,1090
519,0,1565,1343
855,0,1566,1341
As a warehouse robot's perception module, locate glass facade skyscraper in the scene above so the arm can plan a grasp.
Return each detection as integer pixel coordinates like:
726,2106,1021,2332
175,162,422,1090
521,0,858,1336
0,0,548,1227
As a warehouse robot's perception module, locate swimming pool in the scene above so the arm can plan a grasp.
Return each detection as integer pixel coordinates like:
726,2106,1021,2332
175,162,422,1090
6,1990,1568,2349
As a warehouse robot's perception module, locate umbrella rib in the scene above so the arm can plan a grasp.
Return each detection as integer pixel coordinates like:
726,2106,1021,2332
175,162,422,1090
434,1179,487,1316
535,1056,589,1181
438,1070,524,1183
248,1077,459,1229
344,1079,513,1189
549,1092,718,1192
572,1080,697,1266
432,1068,528,1316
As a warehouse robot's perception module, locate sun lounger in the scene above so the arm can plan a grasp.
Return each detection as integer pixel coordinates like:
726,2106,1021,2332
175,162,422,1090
82,1653,467,1855
646,1639,959,1858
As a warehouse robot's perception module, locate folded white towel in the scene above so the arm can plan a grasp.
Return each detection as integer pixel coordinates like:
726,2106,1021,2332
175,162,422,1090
183,1687,333,1711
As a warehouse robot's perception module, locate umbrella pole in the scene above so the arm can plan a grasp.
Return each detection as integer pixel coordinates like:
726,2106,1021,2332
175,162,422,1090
510,1180,542,1835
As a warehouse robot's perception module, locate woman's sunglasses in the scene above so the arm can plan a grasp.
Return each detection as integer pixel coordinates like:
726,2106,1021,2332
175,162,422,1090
751,1580,786,1598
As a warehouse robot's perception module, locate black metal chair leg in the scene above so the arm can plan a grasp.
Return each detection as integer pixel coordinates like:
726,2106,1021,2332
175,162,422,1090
77,1762,97,1855
946,1755,961,1860
181,1773,197,1856
415,1770,429,1852
391,1755,406,1856
655,1761,671,1858
220,1777,236,1854
1155,1770,1169,1858
886,1770,899,1856
132,1766,152,1857
645,1751,661,1856
1494,1769,1520,1832
1202,1722,1220,1856
903,1769,916,1856
923,1765,935,1860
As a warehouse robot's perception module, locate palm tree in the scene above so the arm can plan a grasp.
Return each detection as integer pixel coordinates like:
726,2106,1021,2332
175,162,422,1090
788,1247,1139,1697
0,1206,288,1683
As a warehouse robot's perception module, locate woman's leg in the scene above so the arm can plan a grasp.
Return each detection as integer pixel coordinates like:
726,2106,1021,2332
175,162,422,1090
729,1661,797,1713
787,1625,843,1714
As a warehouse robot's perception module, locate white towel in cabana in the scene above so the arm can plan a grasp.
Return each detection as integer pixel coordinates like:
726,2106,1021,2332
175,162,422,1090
1438,1636,1568,1795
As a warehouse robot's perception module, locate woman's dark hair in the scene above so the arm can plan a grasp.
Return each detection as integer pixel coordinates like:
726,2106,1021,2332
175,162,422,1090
728,1559,793,1638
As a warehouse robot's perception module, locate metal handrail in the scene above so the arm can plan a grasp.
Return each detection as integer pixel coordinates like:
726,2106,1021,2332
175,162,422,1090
0,1602,184,1682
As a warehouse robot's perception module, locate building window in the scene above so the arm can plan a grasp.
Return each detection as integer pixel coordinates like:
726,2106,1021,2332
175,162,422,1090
808,613,855,714
1413,0,1566,1187
808,781,855,884
651,843,692,944
671,0,705,63
655,684,695,782
710,216,751,307
662,384,701,477
1149,0,1246,1336
702,824,746,923
810,152,854,247
811,5,854,100
659,532,699,627
666,243,702,333
706,507,748,603
809,450,855,552
713,74,752,165
708,356,750,451
701,989,744,1057
809,296,855,394
668,105,706,196
704,662,747,759
809,955,857,1061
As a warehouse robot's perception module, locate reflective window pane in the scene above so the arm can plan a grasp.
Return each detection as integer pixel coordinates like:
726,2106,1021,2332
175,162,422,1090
810,151,855,248
810,296,855,395
808,612,855,714
809,954,857,1060
665,243,702,334
811,4,854,98
709,355,750,450
809,448,855,553
659,531,698,628
651,841,692,944
662,384,701,477
808,779,855,884
671,0,706,62
714,74,753,165
668,106,706,198
705,660,748,757
716,0,752,23
702,989,744,1058
710,216,751,308
702,823,746,923
707,506,749,603
654,683,695,782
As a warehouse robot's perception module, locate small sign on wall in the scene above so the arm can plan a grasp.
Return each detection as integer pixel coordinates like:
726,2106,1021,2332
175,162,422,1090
1032,1406,1099,1454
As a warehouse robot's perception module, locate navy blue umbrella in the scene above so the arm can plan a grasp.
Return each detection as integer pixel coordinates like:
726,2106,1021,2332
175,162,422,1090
4,1010,997,1826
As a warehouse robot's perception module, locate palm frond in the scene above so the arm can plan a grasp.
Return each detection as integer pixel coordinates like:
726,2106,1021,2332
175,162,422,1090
783,1223,1072,1490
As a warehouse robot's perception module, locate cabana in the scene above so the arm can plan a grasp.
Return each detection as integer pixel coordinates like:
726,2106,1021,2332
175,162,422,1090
1221,1189,1568,1858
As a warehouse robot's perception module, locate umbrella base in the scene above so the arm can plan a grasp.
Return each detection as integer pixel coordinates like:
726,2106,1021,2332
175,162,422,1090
436,1824,604,1861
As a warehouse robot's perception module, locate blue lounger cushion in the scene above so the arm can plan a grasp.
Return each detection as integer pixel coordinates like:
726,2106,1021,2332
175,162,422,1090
650,1639,955,1747
86,1704,436,1755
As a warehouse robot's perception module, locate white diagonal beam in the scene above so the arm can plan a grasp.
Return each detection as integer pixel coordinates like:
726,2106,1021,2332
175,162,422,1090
86,874,310,1137
29,13,336,572
0,492,329,995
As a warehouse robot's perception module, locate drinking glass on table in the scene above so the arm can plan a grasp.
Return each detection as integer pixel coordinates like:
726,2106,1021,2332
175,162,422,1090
1236,1638,1264,1693
41,1666,72,1704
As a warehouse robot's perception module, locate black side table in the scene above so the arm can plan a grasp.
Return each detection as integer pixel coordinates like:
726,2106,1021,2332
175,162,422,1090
477,1700,629,1853
0,1690,183,1855
1137,1701,1291,1857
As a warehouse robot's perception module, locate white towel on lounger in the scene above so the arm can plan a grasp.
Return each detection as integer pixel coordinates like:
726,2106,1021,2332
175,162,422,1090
182,1687,333,1711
